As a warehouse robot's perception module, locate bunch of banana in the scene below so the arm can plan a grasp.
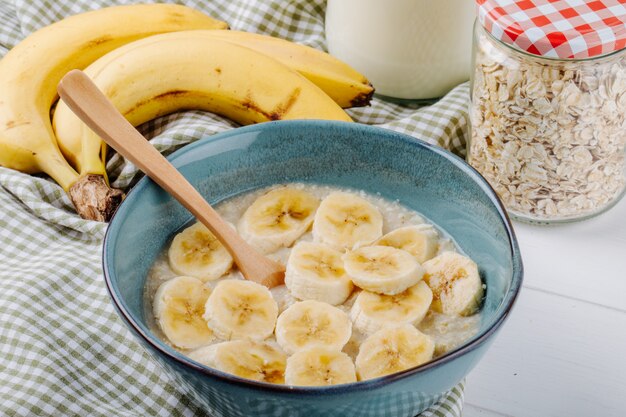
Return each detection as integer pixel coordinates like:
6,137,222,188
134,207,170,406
0,4,228,220
51,31,371,211
189,340,287,384
422,252,484,316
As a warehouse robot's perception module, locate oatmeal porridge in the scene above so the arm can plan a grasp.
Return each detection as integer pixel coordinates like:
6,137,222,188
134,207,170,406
144,184,483,386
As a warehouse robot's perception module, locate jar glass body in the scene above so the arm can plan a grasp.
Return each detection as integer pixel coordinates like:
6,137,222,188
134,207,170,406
469,23,626,223
325,0,474,101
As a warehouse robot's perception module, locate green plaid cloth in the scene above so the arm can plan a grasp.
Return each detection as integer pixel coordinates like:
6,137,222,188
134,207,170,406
0,1,470,416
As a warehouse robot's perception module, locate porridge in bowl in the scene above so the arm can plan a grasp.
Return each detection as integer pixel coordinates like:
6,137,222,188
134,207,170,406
144,184,484,386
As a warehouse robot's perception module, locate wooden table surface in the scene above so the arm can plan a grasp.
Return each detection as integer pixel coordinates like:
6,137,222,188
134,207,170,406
463,196,626,416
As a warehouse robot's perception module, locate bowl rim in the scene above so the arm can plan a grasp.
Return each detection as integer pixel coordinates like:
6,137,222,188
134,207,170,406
102,120,523,395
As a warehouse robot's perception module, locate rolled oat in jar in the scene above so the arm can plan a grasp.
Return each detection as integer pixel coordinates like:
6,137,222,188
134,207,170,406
469,0,626,223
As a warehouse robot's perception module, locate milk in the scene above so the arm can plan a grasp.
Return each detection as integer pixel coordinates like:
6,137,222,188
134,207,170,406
325,0,475,100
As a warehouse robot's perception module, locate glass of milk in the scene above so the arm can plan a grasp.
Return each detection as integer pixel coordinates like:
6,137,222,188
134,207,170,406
325,0,475,101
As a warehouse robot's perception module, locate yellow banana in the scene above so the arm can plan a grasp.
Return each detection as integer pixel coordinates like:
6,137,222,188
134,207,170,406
200,30,374,108
0,4,227,220
52,31,352,178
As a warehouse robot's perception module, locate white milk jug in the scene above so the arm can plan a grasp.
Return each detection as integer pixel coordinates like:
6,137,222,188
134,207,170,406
325,0,474,101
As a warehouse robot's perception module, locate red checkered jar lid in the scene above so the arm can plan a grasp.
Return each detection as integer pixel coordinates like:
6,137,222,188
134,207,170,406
476,0,626,59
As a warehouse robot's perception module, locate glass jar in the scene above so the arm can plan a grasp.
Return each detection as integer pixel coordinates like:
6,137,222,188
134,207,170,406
325,0,474,101
469,18,626,223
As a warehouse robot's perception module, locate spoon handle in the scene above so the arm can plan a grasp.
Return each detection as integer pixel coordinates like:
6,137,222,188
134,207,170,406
58,69,284,287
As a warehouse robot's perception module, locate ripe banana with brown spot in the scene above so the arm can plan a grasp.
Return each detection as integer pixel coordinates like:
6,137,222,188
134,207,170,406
52,31,353,180
0,4,227,220
199,30,374,107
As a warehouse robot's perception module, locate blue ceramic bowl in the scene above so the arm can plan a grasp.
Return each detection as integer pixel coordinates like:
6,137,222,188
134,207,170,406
103,120,522,417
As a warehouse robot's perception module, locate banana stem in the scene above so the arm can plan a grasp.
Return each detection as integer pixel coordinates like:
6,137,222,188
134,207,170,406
68,174,124,222
36,150,123,221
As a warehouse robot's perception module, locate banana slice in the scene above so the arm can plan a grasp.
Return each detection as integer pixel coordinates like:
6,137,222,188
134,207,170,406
189,340,287,384
422,252,483,316
275,300,352,354
285,347,356,386
285,241,354,305
168,222,233,282
203,280,278,341
343,245,425,295
312,192,383,250
355,324,434,381
153,276,214,349
238,187,320,254
350,281,433,335
376,224,439,264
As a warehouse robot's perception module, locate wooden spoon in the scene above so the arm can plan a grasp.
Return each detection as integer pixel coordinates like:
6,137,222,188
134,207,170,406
58,69,285,288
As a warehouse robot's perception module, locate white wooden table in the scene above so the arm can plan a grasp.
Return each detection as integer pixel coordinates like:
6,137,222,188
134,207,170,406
463,196,626,416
